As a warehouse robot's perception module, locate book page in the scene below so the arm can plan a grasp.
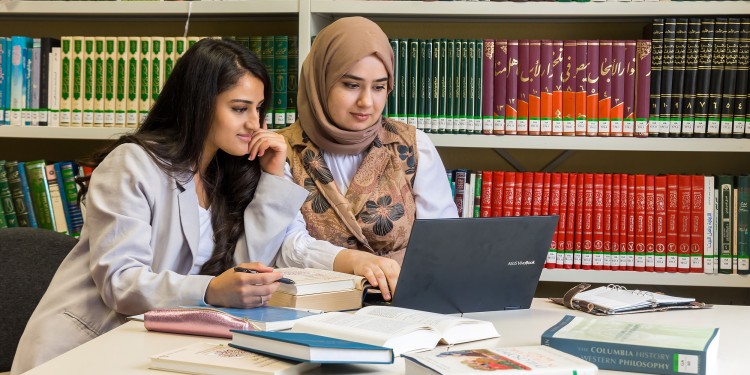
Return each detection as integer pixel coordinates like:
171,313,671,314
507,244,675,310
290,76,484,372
292,311,433,346
276,267,366,289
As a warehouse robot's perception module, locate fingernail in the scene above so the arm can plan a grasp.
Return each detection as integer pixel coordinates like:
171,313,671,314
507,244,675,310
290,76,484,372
384,293,391,299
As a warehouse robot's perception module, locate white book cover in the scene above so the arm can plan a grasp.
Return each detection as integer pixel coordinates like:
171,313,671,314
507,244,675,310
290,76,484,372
404,346,598,375
126,37,140,128
115,37,128,127
104,36,117,127
82,37,95,127
70,36,84,126
93,36,105,127
704,176,715,274
138,36,151,125
59,36,73,126
48,47,61,127
150,342,319,375
30,38,41,126
44,165,68,235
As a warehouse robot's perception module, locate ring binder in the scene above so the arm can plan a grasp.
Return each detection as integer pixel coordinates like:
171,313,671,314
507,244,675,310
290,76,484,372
550,283,711,315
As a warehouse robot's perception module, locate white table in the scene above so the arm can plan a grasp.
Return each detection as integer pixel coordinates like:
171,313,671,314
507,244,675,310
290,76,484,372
23,299,749,374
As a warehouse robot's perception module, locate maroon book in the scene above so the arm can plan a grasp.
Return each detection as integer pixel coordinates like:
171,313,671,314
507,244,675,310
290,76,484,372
562,40,577,136
623,40,637,137
505,40,519,135
528,40,542,135
575,40,588,136
493,40,508,135
598,40,612,137
482,39,495,135
611,41,626,137
517,39,530,135
552,40,564,136
586,40,600,136
540,40,554,135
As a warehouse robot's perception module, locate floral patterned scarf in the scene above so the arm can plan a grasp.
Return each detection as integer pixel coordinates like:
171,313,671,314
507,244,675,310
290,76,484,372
280,119,418,264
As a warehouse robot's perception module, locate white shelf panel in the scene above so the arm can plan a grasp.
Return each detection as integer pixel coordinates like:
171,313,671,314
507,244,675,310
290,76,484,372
427,133,750,152
541,268,750,288
0,0,298,16
0,126,131,140
312,0,750,18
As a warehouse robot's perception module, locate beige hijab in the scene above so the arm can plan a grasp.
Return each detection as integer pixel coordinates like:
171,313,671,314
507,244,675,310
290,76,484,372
298,17,394,155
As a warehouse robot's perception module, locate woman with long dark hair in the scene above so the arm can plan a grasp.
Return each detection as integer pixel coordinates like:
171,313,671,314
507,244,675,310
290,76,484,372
12,38,309,373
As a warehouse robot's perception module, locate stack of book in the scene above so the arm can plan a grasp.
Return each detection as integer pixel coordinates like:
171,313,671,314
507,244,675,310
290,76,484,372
269,267,369,311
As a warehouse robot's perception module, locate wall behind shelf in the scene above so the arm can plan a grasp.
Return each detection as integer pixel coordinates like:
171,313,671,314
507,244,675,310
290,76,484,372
0,138,109,164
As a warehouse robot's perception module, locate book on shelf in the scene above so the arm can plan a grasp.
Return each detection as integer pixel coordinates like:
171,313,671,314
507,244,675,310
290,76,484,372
229,330,394,364
542,315,719,375
149,342,319,375
269,267,367,312
144,305,319,338
403,345,598,375
290,305,500,356
549,283,706,315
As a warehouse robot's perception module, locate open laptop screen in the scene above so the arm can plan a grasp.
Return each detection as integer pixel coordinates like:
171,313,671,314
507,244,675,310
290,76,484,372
384,216,558,314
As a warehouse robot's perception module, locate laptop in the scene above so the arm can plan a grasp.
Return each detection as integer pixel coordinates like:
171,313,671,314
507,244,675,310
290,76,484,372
366,216,558,314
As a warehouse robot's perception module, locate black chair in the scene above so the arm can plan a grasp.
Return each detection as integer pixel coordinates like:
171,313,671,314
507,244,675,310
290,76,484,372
0,227,78,372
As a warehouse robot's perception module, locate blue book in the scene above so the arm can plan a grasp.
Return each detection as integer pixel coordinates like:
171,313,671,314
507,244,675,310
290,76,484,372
0,37,8,125
229,331,394,364
180,305,319,332
541,315,719,375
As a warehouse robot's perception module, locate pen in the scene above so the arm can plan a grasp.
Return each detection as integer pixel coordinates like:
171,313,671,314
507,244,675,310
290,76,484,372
233,266,295,285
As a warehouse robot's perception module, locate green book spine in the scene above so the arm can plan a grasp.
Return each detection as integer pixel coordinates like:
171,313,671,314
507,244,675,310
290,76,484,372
407,39,418,127
286,36,298,126
398,39,409,124
83,37,95,126
387,39,398,120
274,36,288,129
94,37,105,127
457,40,466,134
175,37,187,60
423,40,433,133
737,175,750,274
474,171,482,218
467,40,477,134
439,39,447,134
104,37,117,127
72,37,83,126
249,36,262,61
139,37,151,125
126,37,140,127
164,37,175,82
446,39,454,133
151,37,165,104
0,160,18,227
261,36,275,127
24,160,54,231
5,161,30,227
115,37,128,127
417,39,426,131
474,40,483,135
431,39,441,133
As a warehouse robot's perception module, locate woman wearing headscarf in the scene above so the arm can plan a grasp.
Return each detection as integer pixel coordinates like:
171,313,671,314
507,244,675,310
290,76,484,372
278,17,457,299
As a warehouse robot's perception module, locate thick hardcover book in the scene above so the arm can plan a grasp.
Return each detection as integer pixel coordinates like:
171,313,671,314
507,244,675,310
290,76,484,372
4,161,30,227
56,161,83,236
388,39,399,120
126,37,140,128
562,40,576,136
273,36,288,129
150,342,318,375
585,40,599,136
670,18,688,137
138,37,151,126
666,175,679,272
104,36,118,127
610,174,622,269
660,18,677,137
649,19,664,137
681,18,701,137
733,19,749,138
424,40,433,132
230,331,394,364
260,36,275,126
23,160,54,231
493,39,507,135
39,37,60,126
737,175,750,274
716,175,734,273
540,40,554,135
438,39,447,133
542,315,719,375
0,161,17,227
677,175,692,272
634,174,646,271
490,171,504,217
482,39,494,134
43,165,68,234
695,19,715,137
633,41,649,137
431,39,440,132
655,175,668,271
480,170,493,218
474,40,483,135
645,175,656,270
703,176,716,274
598,40,612,136
418,39,427,131
445,40,454,133
273,267,366,296
115,37,128,127
404,346,598,375
291,306,499,356
15,162,37,227
506,40,519,135
93,36,105,127
592,174,605,269
575,40,588,136
564,173,578,268
610,41,625,136
691,175,705,272
556,173,569,268
707,18,728,137
0,38,7,126
286,35,298,126
517,39,530,135
720,18,741,137
408,39,419,128
528,40,542,135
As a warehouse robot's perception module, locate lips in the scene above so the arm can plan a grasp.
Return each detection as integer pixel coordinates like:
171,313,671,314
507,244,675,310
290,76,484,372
237,134,252,142
352,113,370,121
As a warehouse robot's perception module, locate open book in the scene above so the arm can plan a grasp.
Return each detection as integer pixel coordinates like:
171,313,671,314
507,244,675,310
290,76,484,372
290,306,500,356
550,283,706,315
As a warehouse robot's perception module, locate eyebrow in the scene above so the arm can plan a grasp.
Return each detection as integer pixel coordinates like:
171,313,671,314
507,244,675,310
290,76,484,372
342,74,388,83
229,99,261,105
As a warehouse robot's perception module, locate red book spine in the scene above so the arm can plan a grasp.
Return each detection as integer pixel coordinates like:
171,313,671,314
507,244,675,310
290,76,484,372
541,172,551,215
521,172,534,216
575,40,588,136
635,174,647,271
654,175,668,272
623,40,637,136
481,170,494,218
482,39,495,135
678,175,693,273
546,172,561,268
691,175,705,272
603,173,613,269
645,175,656,271
516,171,529,216
564,173,578,268
562,40,577,136
626,174,636,270
517,39,530,135
540,40,554,135
493,40,507,135
505,40,519,135
490,171,504,217
619,173,629,270
611,41,626,137
611,173,621,270
574,173,586,269
666,174,680,272
552,40,564,136
592,173,605,270
556,173,569,268
503,171,516,217
598,40,612,137
582,173,595,270
529,40,542,135
532,172,544,216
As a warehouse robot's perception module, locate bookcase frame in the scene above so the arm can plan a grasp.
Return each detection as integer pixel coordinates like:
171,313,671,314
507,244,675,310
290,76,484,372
2,0,749,288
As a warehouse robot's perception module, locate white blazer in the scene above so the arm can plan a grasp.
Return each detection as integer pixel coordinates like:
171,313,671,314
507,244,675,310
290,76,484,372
11,144,308,374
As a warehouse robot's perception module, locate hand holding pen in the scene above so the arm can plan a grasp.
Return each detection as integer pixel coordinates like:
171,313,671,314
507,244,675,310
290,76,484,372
234,266,295,284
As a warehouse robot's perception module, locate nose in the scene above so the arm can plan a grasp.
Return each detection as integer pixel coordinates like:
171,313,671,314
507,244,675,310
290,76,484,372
247,109,262,130
357,88,373,108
